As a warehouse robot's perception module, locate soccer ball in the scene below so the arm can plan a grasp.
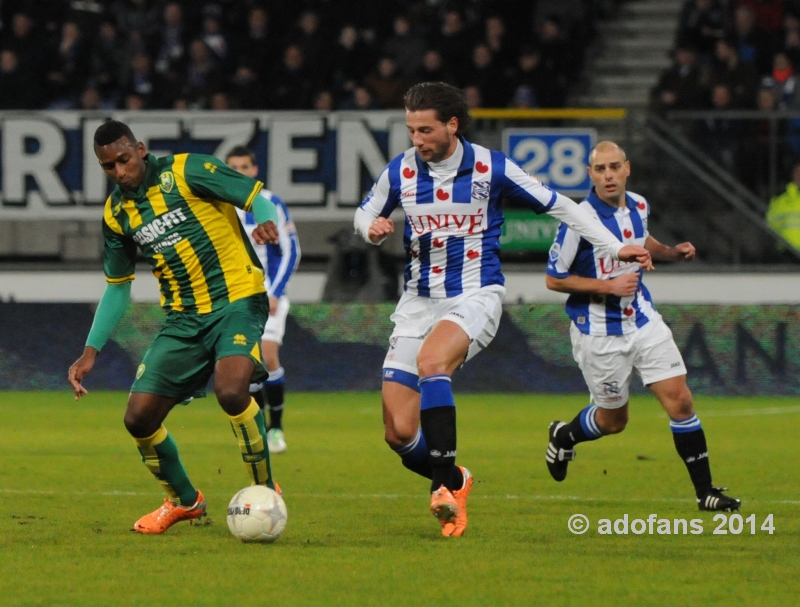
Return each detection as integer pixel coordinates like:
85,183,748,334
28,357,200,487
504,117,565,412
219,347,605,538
226,485,287,543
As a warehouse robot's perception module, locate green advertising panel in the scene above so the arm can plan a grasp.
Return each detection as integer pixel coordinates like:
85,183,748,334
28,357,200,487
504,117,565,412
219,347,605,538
500,210,559,251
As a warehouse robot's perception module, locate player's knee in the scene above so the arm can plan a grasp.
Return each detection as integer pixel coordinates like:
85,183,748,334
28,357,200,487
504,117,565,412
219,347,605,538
123,409,154,438
598,408,629,434
384,423,416,449
416,353,448,377
214,385,250,414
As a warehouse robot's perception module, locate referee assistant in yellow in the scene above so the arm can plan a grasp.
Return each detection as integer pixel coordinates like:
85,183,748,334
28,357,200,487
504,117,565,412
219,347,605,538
68,121,281,534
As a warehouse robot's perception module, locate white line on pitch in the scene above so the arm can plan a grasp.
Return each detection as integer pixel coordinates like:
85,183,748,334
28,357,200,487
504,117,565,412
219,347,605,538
1,488,797,505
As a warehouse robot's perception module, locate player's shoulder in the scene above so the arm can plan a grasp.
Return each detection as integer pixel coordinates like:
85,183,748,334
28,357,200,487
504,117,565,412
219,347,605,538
627,191,648,205
177,153,227,178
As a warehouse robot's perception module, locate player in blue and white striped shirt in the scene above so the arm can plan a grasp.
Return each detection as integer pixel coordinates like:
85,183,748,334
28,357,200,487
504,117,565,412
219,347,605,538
544,140,740,512
355,83,654,537
227,146,301,455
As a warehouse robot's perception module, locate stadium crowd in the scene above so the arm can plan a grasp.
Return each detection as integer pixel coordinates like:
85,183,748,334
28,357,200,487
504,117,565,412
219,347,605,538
0,0,609,112
652,0,800,113
651,0,800,193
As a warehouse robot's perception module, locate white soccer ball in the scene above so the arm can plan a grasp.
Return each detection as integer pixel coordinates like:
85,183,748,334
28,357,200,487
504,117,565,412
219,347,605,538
226,485,287,543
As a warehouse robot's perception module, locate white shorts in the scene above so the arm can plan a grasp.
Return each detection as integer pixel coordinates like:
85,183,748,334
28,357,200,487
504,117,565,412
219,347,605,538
262,296,290,345
570,316,687,409
382,285,505,390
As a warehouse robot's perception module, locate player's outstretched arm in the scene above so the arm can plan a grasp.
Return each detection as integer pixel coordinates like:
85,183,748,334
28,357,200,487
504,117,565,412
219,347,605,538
546,273,640,297
250,195,280,244
618,245,654,270
645,236,695,262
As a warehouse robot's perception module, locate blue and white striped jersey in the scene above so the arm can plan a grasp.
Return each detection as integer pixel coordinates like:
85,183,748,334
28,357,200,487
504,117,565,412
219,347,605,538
546,188,659,336
237,190,301,299
358,137,559,298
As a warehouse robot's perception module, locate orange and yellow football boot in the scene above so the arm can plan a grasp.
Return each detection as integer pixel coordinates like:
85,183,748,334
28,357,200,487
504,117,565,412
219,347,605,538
133,489,206,534
430,467,473,537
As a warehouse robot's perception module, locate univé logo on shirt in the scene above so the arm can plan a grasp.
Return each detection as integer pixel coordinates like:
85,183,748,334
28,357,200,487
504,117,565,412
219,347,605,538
407,208,485,235
132,208,188,246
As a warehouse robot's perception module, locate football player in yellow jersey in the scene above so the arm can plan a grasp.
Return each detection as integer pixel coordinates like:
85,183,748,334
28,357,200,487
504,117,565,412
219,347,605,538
68,120,282,534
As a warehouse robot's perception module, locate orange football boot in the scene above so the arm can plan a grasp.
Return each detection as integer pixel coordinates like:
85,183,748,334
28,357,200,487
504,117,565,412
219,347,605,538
133,489,206,534
430,467,473,537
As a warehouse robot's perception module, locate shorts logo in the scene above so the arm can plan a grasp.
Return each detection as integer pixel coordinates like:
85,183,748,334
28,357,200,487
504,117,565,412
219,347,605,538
472,181,490,200
136,364,146,380
670,362,681,368
602,381,620,396
159,171,174,193
383,370,395,379
233,334,247,346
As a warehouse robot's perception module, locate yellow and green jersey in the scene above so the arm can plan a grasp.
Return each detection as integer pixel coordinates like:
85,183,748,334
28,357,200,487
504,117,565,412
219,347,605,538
102,153,266,314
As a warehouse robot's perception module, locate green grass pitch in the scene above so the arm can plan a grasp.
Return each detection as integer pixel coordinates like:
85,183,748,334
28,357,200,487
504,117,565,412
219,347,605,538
0,391,798,606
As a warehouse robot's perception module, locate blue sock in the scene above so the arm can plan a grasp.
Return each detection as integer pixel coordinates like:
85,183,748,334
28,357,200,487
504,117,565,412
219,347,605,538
558,404,604,449
418,375,460,492
393,428,432,479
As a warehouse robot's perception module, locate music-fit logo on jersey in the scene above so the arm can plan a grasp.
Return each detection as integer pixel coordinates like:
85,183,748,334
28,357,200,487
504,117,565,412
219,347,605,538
132,208,188,250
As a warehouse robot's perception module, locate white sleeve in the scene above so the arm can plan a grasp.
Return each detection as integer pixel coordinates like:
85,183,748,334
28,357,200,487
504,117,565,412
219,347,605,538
353,167,395,245
547,194,624,260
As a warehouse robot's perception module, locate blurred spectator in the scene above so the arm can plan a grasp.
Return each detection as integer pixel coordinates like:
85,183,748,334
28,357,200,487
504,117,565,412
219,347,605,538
269,44,315,109
383,14,426,77
233,6,276,83
77,85,113,111
436,9,473,70
200,5,233,73
0,48,45,109
706,38,758,107
460,43,511,107
732,5,773,73
330,24,373,101
765,51,800,107
89,19,134,106
45,20,91,108
289,10,329,83
781,11,800,67
123,92,146,110
180,38,226,109
651,44,706,113
695,83,742,172
1,13,46,74
363,56,407,108
210,91,231,110
123,50,171,109
736,0,786,37
339,85,380,110
413,48,456,84
766,159,800,247
483,15,516,72
534,15,575,107
676,0,729,57
509,45,544,108
313,89,335,111
108,0,160,40
151,2,189,77
511,84,537,108
464,84,483,109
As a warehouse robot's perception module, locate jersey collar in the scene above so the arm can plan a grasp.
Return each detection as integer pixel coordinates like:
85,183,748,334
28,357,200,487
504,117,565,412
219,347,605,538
585,186,636,218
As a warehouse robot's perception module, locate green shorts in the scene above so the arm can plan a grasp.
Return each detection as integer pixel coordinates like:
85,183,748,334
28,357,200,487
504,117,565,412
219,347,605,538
131,294,270,399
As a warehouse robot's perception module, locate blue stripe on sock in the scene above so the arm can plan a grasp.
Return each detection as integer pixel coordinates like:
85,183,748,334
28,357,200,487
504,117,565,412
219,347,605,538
418,375,455,410
669,414,702,433
266,366,285,385
394,428,428,463
382,368,420,392
579,404,603,439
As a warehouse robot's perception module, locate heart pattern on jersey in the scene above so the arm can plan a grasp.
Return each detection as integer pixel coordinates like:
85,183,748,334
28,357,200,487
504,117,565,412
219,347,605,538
637,202,646,210
436,189,449,200
403,167,416,179
410,249,418,258
623,229,632,238
623,307,634,317
431,266,443,274
433,238,445,248
466,249,480,260
475,161,489,173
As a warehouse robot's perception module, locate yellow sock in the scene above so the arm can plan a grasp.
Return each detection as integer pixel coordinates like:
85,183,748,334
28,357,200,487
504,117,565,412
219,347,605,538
228,398,273,487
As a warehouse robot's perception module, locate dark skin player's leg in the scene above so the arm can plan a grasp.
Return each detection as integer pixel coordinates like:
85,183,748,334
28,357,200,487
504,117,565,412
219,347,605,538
124,355,256,438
